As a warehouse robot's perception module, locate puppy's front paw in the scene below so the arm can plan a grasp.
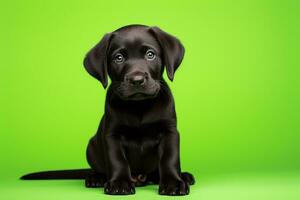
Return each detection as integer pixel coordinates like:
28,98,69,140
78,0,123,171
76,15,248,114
104,180,135,195
159,180,189,196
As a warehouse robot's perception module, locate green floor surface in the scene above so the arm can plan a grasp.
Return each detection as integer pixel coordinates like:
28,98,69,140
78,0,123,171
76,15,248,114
1,172,299,200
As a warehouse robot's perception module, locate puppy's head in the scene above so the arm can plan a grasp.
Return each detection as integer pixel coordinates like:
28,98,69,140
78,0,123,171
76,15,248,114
84,25,184,101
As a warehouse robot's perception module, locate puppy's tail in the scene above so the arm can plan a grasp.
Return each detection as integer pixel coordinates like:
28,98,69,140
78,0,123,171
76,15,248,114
20,169,92,180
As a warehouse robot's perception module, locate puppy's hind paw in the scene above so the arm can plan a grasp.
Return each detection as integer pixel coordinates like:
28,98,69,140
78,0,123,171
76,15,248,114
104,180,135,195
181,172,195,185
159,180,189,196
85,175,105,188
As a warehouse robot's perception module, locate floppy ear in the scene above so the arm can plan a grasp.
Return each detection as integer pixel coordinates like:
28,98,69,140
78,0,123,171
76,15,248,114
149,26,185,81
83,33,113,89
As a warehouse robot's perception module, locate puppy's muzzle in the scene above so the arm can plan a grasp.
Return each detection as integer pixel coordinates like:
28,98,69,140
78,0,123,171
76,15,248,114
125,72,149,87
117,71,160,101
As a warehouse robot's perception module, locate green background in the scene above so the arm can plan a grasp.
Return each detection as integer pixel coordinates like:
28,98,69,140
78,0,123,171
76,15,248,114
1,0,299,199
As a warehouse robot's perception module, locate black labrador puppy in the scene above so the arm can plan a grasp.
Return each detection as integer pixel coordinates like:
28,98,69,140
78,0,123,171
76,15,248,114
21,25,195,196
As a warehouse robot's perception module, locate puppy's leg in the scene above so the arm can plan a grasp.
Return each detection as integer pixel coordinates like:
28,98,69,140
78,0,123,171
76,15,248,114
158,131,189,196
86,136,106,188
103,135,135,195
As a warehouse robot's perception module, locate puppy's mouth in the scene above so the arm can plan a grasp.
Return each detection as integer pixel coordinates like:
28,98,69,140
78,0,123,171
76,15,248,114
126,91,158,101
116,82,160,101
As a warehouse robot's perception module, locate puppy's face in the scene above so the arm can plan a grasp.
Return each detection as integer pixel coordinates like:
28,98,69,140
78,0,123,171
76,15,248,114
84,25,184,101
108,27,162,100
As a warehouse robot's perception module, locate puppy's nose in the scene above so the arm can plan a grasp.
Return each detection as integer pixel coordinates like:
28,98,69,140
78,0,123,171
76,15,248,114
129,75,146,86
126,72,148,86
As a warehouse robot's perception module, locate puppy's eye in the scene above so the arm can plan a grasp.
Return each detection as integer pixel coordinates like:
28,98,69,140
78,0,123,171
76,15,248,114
114,53,124,64
145,49,156,61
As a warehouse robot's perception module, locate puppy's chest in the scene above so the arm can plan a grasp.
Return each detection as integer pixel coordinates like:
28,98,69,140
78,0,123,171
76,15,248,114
120,126,161,152
116,103,170,126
